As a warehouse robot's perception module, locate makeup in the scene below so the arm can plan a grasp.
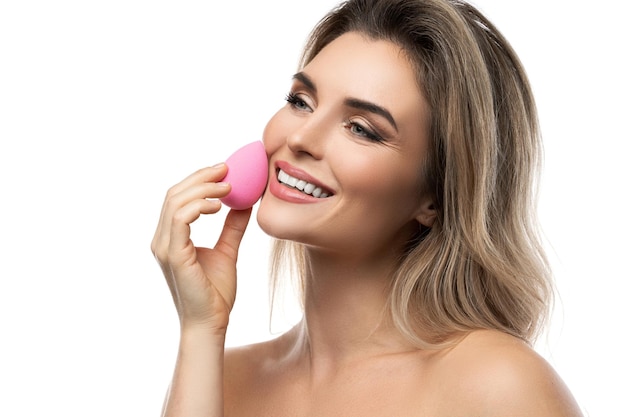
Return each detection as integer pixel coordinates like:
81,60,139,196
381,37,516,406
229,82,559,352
220,141,269,210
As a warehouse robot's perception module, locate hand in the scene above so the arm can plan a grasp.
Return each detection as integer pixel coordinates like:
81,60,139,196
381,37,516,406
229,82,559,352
151,163,252,334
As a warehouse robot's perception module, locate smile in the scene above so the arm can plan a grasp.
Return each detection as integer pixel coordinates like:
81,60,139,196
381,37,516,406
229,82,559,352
277,169,332,198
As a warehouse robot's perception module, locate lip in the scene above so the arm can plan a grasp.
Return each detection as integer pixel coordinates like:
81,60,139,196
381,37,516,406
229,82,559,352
268,160,335,204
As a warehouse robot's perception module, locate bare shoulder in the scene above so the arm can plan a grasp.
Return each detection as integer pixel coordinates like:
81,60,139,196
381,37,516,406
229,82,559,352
437,330,583,417
223,331,298,415
224,337,281,385
223,339,275,415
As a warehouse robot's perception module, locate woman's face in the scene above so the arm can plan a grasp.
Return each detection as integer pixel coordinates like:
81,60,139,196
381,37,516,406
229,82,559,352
257,32,434,259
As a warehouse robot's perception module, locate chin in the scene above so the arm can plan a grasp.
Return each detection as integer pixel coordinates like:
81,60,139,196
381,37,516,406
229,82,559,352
256,198,322,245
256,198,295,241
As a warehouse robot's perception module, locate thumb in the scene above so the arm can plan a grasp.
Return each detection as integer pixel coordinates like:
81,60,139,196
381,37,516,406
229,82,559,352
214,208,252,261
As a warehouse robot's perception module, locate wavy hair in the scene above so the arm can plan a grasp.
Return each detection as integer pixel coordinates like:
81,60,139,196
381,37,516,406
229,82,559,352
270,0,552,347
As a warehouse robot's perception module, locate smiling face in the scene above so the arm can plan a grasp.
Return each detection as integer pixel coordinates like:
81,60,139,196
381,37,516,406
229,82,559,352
257,32,435,259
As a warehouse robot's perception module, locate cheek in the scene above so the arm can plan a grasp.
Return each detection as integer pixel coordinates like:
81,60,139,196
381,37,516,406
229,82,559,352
341,157,421,216
262,108,287,155
342,155,417,197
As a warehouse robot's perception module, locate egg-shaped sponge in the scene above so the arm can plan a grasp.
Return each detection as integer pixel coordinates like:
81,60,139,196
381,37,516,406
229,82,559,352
220,141,269,210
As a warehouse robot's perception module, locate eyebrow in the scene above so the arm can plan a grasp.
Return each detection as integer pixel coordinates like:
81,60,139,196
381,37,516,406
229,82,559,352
292,72,398,132
344,98,398,132
293,72,317,93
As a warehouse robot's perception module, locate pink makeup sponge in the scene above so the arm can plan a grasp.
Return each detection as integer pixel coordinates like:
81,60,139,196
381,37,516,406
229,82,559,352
220,141,269,210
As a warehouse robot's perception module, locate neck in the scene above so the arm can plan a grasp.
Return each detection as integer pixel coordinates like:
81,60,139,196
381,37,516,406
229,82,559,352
292,247,414,370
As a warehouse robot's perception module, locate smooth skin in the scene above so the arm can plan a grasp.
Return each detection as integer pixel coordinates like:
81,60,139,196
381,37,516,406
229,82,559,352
151,164,252,416
153,33,583,417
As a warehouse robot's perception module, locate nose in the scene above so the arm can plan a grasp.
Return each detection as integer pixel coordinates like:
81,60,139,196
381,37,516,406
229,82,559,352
286,112,328,160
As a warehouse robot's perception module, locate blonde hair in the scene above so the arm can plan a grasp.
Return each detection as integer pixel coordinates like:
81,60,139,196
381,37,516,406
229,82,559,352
270,0,552,347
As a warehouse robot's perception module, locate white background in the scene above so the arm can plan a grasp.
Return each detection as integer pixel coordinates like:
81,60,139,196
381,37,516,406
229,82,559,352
1,1,623,416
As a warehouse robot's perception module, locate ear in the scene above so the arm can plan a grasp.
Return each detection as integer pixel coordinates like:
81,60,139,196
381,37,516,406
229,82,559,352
414,198,437,228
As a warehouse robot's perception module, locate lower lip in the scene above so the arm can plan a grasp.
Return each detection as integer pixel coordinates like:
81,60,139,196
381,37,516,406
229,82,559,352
268,175,329,204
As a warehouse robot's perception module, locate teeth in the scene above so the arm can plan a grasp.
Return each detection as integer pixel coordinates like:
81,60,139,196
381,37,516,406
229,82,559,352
295,180,307,191
277,169,331,198
304,183,316,194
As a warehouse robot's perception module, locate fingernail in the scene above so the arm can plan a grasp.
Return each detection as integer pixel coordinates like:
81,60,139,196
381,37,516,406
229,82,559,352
211,162,226,169
216,182,230,188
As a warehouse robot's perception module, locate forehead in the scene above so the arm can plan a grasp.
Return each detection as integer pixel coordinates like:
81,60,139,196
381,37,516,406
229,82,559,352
302,32,428,130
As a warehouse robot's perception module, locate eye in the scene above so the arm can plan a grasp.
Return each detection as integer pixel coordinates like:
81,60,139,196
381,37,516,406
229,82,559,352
346,120,384,142
285,92,312,112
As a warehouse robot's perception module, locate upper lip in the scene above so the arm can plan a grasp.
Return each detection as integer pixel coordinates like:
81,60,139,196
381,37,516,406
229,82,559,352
275,160,335,195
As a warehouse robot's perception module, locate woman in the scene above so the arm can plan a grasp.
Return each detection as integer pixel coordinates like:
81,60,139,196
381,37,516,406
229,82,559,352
151,0,583,415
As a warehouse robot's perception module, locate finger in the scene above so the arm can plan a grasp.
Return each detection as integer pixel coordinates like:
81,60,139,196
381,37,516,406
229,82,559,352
168,199,224,255
166,163,228,198
153,164,229,249
154,182,231,255
214,208,253,261
154,164,228,238
167,182,231,213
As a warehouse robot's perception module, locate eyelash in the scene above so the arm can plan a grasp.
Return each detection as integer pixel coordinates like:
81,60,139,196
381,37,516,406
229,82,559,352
345,120,384,142
285,92,310,111
284,92,384,143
